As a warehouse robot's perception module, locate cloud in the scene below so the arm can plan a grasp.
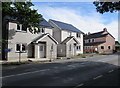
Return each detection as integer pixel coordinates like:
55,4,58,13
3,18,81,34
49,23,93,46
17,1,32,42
33,5,118,41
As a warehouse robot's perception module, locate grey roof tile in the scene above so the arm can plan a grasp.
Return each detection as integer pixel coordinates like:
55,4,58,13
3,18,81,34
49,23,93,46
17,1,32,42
49,19,84,33
39,18,53,28
61,36,79,44
84,31,107,39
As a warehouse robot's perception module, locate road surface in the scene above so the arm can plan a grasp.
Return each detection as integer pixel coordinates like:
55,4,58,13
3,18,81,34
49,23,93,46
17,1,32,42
1,53,119,87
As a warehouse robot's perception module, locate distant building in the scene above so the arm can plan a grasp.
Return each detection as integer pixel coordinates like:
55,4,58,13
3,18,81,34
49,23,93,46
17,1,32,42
84,28,115,54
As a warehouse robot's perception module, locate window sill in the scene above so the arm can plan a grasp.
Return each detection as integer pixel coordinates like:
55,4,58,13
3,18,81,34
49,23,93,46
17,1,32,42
15,51,27,53
16,30,27,33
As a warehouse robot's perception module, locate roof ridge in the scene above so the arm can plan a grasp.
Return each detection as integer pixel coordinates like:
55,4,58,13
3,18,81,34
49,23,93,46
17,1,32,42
49,19,71,25
49,19,84,34
89,30,104,35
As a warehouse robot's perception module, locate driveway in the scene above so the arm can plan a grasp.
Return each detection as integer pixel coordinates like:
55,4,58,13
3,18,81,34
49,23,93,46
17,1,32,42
2,53,119,87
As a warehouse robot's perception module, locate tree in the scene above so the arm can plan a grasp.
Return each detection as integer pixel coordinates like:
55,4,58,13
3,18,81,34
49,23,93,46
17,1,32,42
2,1,42,33
93,1,120,14
1,1,43,60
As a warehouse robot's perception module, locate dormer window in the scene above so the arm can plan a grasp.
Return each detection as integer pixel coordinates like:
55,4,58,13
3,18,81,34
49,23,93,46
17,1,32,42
77,33,80,38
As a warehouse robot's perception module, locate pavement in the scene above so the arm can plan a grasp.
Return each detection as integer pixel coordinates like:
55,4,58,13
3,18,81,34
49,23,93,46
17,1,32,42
1,53,119,87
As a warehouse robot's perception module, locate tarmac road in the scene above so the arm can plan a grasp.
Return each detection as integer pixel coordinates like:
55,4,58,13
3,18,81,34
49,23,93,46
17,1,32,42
1,53,119,87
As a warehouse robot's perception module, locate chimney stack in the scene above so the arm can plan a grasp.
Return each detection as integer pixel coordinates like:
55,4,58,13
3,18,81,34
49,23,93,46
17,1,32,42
103,28,107,32
88,32,90,35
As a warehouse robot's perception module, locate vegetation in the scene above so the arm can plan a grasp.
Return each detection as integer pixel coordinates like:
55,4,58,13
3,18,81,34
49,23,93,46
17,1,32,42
2,61,30,66
1,1,43,60
93,1,120,14
2,1,42,33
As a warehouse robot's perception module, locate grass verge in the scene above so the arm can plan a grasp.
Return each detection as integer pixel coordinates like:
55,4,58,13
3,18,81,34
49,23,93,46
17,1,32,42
2,61,30,66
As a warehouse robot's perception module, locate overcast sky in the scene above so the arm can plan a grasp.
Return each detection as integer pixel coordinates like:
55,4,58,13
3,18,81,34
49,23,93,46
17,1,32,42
32,2,118,41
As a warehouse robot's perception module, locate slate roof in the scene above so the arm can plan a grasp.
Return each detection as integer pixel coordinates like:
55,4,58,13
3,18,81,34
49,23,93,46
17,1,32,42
39,18,53,28
84,31,107,39
32,33,58,44
32,34,47,42
85,41,106,46
49,19,84,34
61,36,79,44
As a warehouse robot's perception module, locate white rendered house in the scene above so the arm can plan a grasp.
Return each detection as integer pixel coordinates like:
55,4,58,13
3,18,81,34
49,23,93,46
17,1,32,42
49,19,84,57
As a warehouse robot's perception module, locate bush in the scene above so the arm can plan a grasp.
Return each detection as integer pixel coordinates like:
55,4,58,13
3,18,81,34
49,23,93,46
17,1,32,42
81,56,86,58
95,51,99,54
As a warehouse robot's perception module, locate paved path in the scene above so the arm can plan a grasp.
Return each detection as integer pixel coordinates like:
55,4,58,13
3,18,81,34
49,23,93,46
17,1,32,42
2,54,119,87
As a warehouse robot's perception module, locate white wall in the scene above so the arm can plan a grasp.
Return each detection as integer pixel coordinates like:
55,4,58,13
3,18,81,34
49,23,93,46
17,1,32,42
7,22,54,60
61,30,83,54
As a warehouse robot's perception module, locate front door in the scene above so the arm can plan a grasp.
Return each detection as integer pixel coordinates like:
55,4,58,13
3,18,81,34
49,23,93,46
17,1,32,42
39,44,45,58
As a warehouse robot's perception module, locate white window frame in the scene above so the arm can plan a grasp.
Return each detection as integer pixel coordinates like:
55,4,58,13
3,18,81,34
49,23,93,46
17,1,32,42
15,43,27,52
40,27,45,34
68,32,72,36
76,45,81,50
77,33,81,38
17,24,27,32
51,43,54,51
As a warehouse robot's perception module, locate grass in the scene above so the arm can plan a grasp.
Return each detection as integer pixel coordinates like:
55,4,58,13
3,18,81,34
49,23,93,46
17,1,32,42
76,53,98,58
2,61,30,66
98,53,109,55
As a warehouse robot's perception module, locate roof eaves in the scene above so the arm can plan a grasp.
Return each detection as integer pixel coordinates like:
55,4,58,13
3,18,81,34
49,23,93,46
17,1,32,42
49,19,62,30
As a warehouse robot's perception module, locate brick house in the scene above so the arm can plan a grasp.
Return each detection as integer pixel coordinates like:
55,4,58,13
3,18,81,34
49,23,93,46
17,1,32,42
84,28,115,54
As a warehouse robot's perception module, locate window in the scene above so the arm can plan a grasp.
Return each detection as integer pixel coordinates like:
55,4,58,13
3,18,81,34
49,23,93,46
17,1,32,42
51,44,54,50
68,32,72,36
77,33,80,38
77,45,81,50
77,46,79,50
17,24,21,30
22,44,26,51
79,46,81,50
69,44,71,51
16,44,21,51
16,43,26,52
40,46,43,51
89,39,91,43
17,24,27,32
41,28,45,33
22,25,27,32
101,46,104,49
108,46,111,49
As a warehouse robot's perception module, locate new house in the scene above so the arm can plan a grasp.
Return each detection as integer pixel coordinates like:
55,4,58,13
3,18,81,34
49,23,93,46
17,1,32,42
49,19,84,57
2,18,58,61
84,28,115,54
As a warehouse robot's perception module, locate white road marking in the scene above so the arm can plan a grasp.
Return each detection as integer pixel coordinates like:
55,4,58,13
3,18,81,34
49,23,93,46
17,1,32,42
1,69,50,79
108,70,114,73
74,83,84,88
93,75,103,80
